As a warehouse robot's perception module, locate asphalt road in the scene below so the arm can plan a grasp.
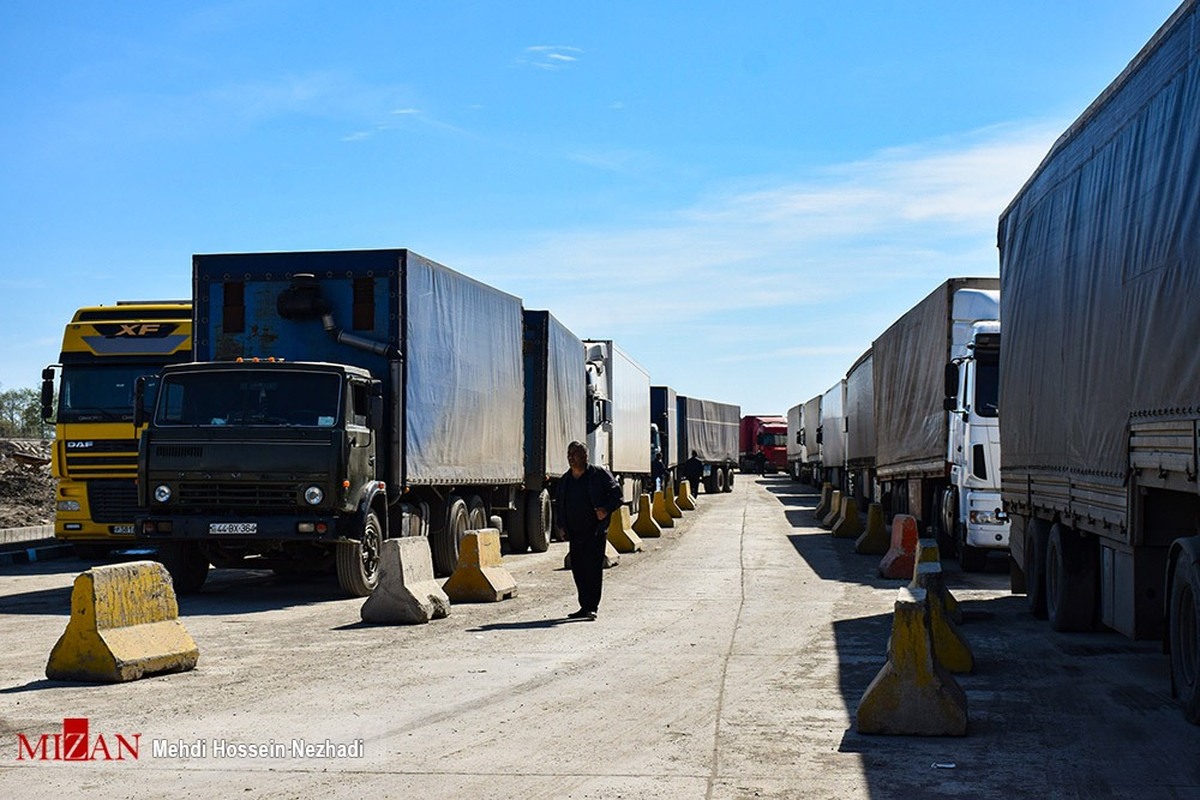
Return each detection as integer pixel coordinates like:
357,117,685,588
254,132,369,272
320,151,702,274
0,476,1197,799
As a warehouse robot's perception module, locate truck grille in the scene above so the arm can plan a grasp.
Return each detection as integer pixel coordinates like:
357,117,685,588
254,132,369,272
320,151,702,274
65,439,138,477
176,482,299,510
86,479,140,522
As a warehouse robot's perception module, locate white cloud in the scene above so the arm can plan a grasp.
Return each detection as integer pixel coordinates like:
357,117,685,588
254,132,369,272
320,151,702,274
453,122,1063,409
520,45,584,70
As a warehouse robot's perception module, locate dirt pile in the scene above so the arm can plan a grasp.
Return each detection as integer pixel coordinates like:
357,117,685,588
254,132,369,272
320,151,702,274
0,440,55,529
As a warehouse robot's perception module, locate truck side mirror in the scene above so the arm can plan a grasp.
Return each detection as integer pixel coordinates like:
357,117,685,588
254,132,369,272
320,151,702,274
816,426,823,445
796,431,803,445
587,398,612,432
943,362,960,410
40,366,56,422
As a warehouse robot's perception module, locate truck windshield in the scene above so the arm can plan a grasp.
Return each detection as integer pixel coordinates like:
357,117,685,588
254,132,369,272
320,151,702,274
156,370,342,427
974,354,999,418
757,433,788,447
58,363,160,423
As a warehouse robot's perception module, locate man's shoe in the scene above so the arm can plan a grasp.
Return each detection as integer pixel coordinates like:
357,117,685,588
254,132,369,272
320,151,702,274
586,611,597,621
567,609,590,619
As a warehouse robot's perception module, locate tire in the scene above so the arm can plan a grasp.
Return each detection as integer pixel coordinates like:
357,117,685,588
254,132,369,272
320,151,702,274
704,471,719,494
156,541,209,595
715,468,727,493
526,488,552,553
466,495,488,531
1046,522,1097,632
1168,553,1200,724
931,490,952,555
431,496,468,577
724,467,734,492
506,493,529,554
336,509,383,597
1026,518,1050,619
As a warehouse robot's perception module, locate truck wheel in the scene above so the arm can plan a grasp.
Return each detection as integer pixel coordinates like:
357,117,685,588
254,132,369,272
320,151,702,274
156,542,209,595
336,509,383,597
931,490,952,555
1169,554,1200,724
715,469,727,493
467,495,488,531
526,489,552,552
1046,523,1096,632
724,468,734,492
506,494,529,554
431,496,468,577
1026,518,1050,619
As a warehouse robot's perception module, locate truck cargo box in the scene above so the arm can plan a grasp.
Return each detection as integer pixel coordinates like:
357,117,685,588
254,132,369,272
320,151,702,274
677,396,740,464
651,385,680,470
523,310,586,484
193,249,525,488
872,277,999,479
845,349,875,467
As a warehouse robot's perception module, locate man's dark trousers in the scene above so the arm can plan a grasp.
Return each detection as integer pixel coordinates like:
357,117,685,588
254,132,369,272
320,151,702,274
569,524,608,613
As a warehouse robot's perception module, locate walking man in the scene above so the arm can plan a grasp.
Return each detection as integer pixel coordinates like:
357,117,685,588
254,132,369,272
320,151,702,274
554,440,623,621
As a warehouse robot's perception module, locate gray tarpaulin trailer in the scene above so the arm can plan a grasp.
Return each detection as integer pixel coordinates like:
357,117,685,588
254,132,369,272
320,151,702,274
997,0,1200,722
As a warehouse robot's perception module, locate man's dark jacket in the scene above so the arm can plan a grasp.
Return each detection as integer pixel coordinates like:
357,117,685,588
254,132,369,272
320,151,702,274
554,464,623,537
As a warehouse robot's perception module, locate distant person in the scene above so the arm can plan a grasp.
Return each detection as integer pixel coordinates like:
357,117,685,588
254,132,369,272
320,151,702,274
652,451,668,494
683,450,704,496
554,441,623,621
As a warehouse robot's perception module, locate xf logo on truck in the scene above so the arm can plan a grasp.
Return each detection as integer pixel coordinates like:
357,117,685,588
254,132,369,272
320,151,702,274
94,322,179,338
16,718,140,761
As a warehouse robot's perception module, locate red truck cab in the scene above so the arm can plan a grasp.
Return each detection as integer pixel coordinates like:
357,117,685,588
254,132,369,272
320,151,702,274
739,415,788,473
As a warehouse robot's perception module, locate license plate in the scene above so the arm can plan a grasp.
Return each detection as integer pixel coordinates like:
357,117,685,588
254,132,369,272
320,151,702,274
209,522,257,535
111,525,135,535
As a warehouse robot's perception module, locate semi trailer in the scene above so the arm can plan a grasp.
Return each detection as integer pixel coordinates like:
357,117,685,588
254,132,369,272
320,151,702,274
998,0,1200,722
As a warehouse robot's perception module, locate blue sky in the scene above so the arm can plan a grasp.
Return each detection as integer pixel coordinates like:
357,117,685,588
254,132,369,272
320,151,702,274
0,1,1183,414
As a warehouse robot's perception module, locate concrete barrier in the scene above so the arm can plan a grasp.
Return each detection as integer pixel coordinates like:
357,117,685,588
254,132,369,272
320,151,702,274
607,506,643,553
663,486,684,519
831,496,864,539
914,538,961,623
911,561,973,674
819,490,843,529
855,587,968,736
813,483,833,521
854,503,890,555
361,537,451,624
651,491,675,528
879,514,919,579
676,480,697,511
632,494,663,538
443,529,517,603
45,561,199,682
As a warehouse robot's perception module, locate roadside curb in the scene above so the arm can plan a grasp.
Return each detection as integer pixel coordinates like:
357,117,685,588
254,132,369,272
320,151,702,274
0,539,73,566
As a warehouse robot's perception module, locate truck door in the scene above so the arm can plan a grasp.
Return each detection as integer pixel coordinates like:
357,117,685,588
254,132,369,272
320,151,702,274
346,379,376,486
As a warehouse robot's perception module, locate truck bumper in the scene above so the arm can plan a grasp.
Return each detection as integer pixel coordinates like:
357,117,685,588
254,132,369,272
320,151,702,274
964,490,1010,549
136,514,347,544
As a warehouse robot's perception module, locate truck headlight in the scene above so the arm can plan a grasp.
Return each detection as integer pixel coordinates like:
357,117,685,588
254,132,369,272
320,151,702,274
154,485,172,503
304,486,324,505
57,500,81,512
969,509,998,525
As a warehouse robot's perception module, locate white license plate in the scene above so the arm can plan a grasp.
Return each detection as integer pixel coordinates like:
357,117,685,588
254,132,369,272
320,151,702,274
209,522,257,535
111,525,135,535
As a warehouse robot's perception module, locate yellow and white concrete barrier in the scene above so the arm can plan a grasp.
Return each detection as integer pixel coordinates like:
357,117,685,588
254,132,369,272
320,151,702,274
46,561,199,683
